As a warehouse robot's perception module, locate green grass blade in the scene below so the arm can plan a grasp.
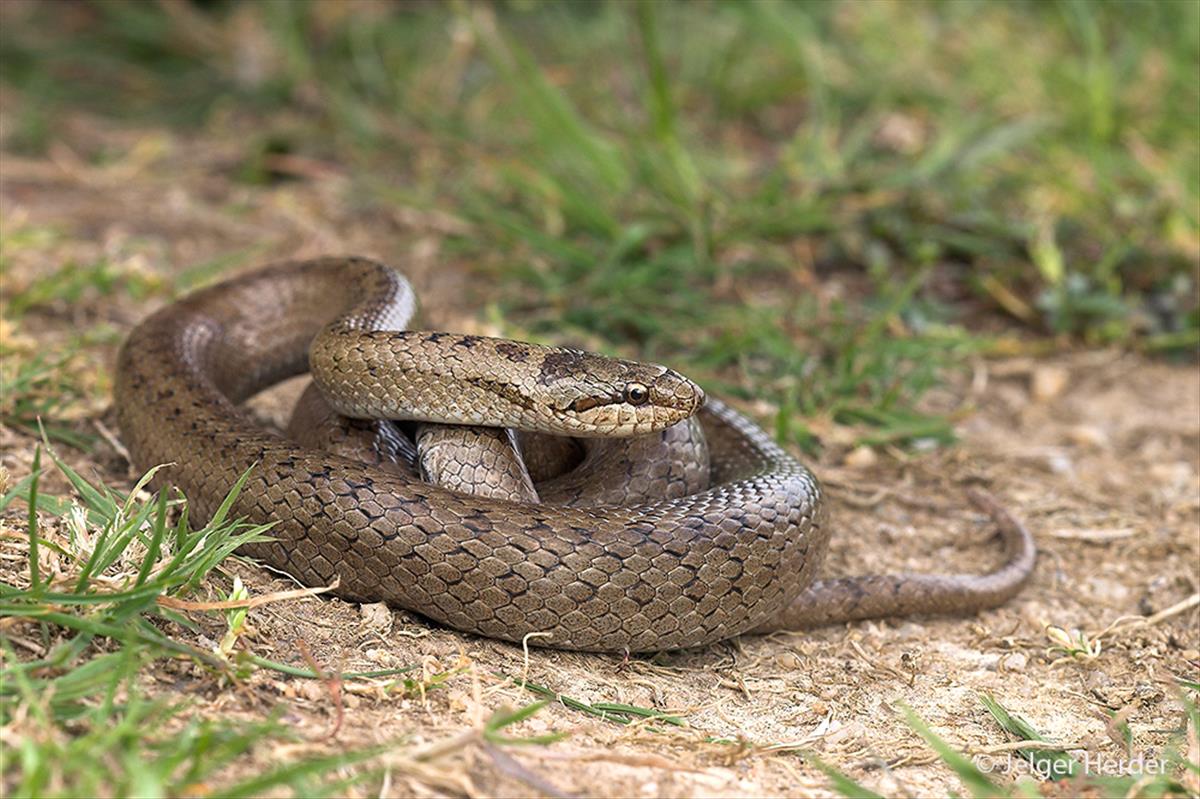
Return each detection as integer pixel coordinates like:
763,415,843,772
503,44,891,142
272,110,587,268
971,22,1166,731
220,743,391,798
805,752,886,799
900,703,999,799
979,694,1082,780
27,445,42,594
134,488,171,586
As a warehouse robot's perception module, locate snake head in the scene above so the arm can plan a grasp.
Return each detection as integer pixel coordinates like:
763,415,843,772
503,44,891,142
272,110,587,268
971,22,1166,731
541,349,705,437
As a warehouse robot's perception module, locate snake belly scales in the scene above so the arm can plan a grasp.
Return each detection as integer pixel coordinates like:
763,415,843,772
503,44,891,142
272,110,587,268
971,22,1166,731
114,257,1035,653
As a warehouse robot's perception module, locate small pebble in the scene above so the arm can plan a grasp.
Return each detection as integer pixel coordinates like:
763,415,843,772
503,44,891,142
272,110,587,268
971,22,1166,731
843,446,877,468
1031,366,1069,401
1044,452,1075,475
1065,424,1109,449
360,602,393,633
1002,652,1028,672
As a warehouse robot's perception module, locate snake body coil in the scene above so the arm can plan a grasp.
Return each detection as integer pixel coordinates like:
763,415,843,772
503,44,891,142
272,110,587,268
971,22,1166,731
115,257,1034,652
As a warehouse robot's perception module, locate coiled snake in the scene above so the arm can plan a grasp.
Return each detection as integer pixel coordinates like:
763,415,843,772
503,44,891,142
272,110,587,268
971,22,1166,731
114,257,1035,652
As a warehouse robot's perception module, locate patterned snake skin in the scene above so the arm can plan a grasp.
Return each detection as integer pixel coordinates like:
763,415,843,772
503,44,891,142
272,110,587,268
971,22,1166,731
114,257,1036,652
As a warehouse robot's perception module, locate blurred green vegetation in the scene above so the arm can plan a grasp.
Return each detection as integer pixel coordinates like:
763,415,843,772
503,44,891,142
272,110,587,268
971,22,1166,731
1,0,1197,449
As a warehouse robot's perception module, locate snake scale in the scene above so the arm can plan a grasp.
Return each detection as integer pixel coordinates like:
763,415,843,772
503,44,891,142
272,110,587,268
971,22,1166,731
114,257,1035,652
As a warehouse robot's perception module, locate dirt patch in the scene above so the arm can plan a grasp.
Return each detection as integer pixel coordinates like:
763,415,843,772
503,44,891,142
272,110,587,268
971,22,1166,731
3,106,1197,797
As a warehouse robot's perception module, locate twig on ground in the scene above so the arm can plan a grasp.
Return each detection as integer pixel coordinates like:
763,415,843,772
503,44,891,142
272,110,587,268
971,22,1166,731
1093,593,1200,641
156,579,339,611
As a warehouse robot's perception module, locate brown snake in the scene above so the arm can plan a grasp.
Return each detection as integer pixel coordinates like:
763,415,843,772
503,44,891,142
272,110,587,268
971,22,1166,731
114,257,1035,652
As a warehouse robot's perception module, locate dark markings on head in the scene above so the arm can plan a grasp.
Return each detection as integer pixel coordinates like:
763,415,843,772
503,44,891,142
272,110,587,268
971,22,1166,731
467,376,538,411
538,349,604,385
455,335,482,349
494,341,529,362
424,332,450,343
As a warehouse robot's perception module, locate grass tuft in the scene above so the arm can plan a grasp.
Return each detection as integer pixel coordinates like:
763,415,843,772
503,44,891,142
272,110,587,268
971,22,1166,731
979,694,1083,781
0,449,384,796
1,447,575,796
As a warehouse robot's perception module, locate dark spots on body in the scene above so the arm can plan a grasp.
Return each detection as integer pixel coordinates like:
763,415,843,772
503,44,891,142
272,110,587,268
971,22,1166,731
454,335,483,349
494,341,529,362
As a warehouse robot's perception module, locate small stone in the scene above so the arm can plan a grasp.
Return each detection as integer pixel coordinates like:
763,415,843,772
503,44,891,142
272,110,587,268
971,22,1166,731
843,446,878,468
1065,425,1109,449
1002,652,1028,672
360,602,393,633
1031,366,1069,401
775,651,802,670
1181,649,1199,661
875,112,925,153
1044,452,1075,475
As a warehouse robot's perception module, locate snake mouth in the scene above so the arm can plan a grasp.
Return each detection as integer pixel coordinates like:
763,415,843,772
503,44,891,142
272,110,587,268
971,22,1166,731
567,396,610,415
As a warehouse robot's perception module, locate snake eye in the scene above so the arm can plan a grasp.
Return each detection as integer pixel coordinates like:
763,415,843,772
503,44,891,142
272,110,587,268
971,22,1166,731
624,383,649,405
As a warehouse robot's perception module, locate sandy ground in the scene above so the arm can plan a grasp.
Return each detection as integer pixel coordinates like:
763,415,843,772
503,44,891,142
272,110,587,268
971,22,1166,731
2,108,1198,797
